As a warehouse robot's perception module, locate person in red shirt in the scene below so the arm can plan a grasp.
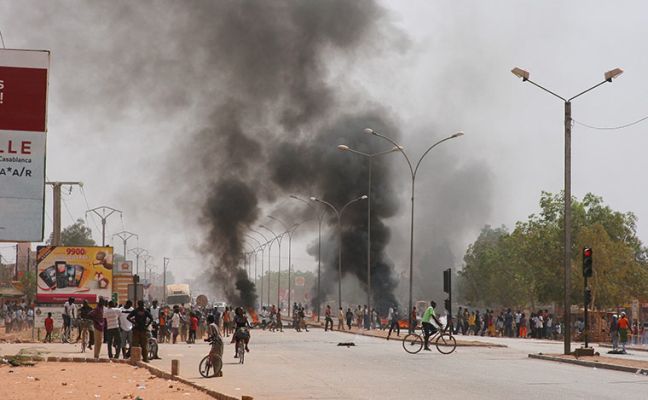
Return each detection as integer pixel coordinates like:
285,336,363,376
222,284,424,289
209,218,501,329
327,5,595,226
188,312,199,344
618,312,630,353
44,312,54,343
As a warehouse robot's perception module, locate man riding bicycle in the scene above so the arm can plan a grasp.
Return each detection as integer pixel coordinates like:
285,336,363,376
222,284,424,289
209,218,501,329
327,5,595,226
421,301,443,351
231,307,251,358
76,300,94,350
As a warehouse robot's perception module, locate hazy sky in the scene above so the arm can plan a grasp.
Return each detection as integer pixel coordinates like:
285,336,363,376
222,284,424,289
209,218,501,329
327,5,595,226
1,1,647,291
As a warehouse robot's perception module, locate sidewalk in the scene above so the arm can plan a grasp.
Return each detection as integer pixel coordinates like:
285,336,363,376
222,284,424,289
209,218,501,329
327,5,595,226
529,353,648,375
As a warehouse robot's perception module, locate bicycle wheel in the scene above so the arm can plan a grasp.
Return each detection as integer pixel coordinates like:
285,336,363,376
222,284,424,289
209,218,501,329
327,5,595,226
435,333,457,354
148,341,157,360
238,342,245,364
199,355,216,378
402,333,423,354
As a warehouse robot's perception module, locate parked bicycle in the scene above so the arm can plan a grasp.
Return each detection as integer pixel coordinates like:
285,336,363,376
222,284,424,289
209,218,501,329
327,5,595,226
402,324,456,354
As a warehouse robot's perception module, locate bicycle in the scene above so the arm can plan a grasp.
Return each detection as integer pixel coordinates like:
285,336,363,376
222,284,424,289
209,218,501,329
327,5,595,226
236,337,245,364
402,324,456,355
199,337,223,378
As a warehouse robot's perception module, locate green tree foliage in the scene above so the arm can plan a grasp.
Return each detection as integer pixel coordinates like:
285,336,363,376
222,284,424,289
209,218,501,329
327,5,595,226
47,219,96,247
19,271,36,304
459,192,648,309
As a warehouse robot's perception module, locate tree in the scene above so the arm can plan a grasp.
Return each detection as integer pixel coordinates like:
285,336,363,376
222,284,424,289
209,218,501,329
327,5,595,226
458,192,648,310
48,219,96,246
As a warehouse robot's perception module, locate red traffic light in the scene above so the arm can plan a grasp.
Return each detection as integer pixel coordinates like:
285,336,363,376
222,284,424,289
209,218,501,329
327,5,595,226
583,248,592,257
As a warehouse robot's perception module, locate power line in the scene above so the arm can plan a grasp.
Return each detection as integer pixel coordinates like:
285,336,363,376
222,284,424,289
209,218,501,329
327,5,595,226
573,114,648,131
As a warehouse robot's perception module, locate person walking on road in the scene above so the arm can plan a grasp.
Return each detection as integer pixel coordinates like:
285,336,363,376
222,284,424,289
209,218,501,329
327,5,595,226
387,306,400,340
88,297,105,359
105,301,121,358
127,300,153,362
171,307,181,344
345,308,353,330
119,300,134,359
337,307,345,331
618,312,630,353
324,305,333,332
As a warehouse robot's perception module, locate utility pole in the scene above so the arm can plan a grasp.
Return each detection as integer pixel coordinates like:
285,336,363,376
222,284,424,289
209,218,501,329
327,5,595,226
142,254,153,283
45,181,83,246
163,257,170,304
129,247,148,275
86,206,122,246
113,231,137,262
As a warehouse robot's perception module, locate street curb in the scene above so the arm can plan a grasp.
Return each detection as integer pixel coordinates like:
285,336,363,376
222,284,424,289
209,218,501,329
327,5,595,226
528,353,648,375
598,344,648,353
1,354,249,400
304,323,507,348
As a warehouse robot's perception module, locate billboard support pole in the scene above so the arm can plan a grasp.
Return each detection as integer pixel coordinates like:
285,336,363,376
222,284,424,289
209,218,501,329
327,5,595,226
45,182,82,246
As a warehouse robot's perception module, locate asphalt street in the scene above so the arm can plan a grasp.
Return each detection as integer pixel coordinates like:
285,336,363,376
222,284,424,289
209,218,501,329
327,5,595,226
147,329,648,400
2,330,648,399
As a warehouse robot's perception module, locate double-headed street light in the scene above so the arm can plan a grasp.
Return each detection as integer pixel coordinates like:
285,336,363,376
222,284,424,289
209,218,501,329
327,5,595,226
511,66,623,355
310,195,368,311
364,128,464,332
338,144,400,315
290,195,326,321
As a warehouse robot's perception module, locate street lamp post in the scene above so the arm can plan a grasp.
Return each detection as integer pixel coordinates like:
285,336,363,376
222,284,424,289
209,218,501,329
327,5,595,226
337,144,399,314
129,247,148,276
270,216,309,319
250,228,273,307
245,234,263,308
86,206,122,246
163,257,170,304
310,195,368,312
364,128,464,332
261,224,286,309
290,195,326,321
511,66,623,355
113,231,137,265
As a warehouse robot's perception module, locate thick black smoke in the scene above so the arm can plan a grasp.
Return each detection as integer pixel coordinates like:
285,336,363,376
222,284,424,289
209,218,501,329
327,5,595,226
186,0,403,308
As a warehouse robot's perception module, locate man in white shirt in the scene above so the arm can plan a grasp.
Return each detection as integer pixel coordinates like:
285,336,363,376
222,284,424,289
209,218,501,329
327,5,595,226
118,300,134,359
105,301,121,358
62,297,76,338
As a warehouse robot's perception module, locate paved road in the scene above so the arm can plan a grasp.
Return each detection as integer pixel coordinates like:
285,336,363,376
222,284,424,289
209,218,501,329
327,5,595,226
2,330,648,399
148,329,648,400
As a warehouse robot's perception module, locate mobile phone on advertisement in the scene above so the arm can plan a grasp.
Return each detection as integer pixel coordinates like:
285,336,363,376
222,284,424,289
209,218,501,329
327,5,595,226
55,261,68,289
74,265,85,287
67,265,76,287
39,266,57,288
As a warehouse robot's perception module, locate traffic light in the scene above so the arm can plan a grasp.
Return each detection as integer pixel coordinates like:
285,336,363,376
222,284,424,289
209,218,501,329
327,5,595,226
133,274,140,284
584,287,592,305
582,247,593,278
443,268,451,294
444,298,451,312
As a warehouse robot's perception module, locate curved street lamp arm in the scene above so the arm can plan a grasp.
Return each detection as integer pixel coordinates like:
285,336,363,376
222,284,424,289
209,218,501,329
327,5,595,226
526,79,567,102
568,80,608,102
249,228,269,244
340,195,368,216
413,133,463,178
366,130,414,178
244,233,261,248
311,197,340,219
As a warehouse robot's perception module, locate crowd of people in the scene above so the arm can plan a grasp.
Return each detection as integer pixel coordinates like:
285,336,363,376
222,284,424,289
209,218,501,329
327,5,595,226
452,307,561,339
1,301,33,332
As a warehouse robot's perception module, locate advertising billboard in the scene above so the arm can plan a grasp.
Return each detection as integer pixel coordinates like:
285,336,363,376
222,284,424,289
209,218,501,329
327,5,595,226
114,260,133,275
36,246,113,304
0,49,49,242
